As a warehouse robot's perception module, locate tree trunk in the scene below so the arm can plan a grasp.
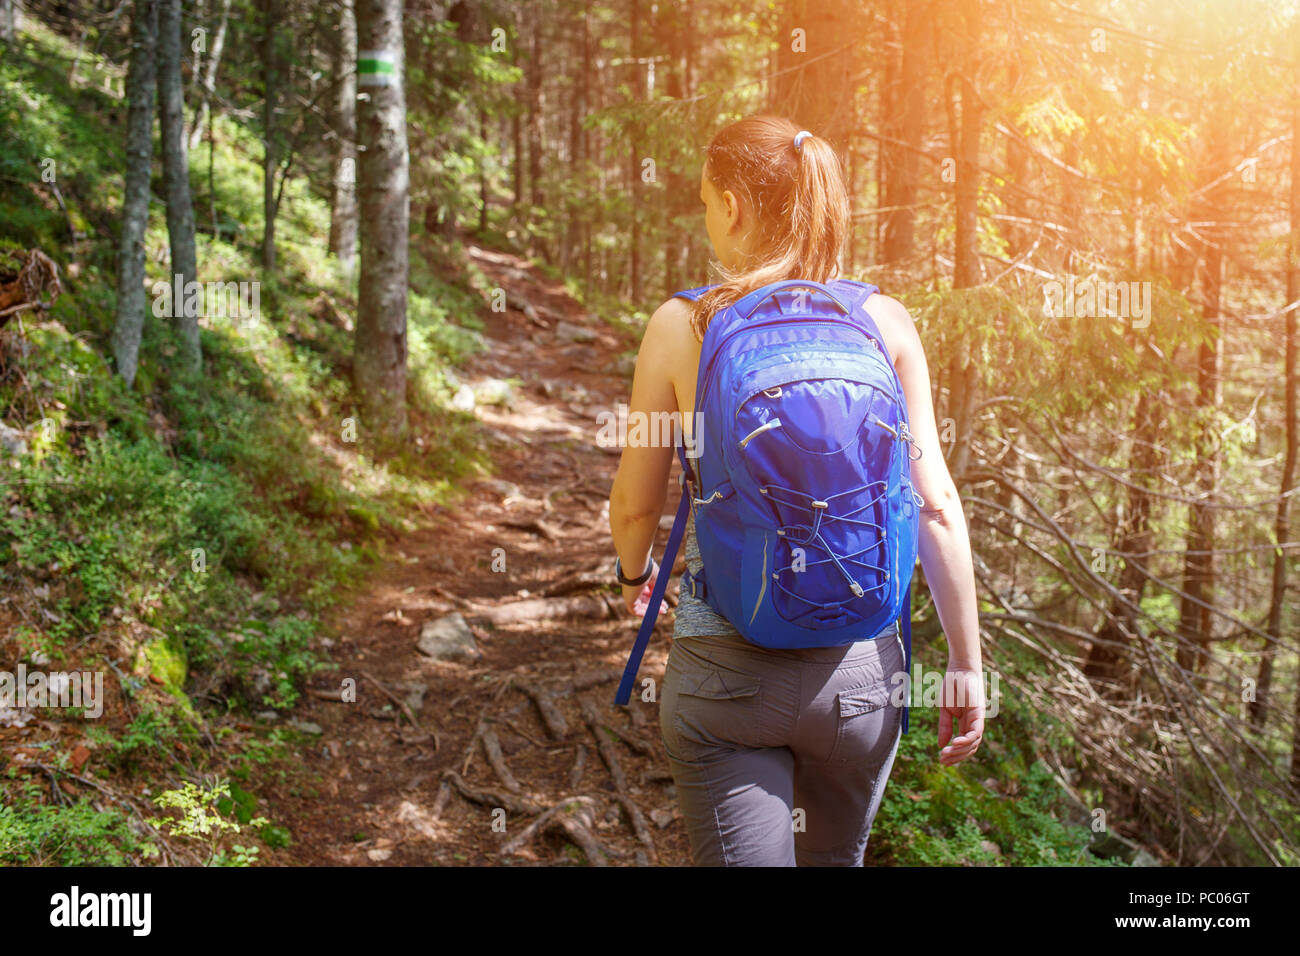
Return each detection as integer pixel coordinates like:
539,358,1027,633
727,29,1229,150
260,0,279,273
560,1,584,275
526,5,543,211
583,9,595,283
881,0,928,264
354,0,410,440
511,110,523,211
943,0,983,483
111,0,158,388
952,77,982,288
1258,95,1300,732
768,0,857,152
1,0,17,44
1085,388,1161,690
1002,57,1030,261
188,0,230,151
330,0,359,277
509,0,523,214
1175,127,1227,680
157,0,201,371
658,0,687,300
628,0,642,303
479,106,489,234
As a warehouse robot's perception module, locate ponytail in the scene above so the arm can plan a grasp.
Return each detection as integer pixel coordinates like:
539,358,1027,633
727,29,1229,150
690,116,851,340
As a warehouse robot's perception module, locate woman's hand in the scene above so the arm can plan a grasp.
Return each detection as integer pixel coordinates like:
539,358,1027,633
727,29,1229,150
622,559,668,618
937,666,985,766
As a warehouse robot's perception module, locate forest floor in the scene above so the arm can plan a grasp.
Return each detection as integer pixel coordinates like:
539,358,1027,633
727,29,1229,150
268,245,693,866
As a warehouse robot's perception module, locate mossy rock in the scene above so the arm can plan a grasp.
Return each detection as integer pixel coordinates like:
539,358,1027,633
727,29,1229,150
134,634,197,719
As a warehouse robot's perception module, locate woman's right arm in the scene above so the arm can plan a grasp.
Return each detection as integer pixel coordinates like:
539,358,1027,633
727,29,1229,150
871,294,985,767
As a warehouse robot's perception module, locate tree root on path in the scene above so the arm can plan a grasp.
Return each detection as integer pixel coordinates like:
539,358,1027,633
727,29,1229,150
428,670,658,864
430,584,474,610
441,770,543,815
444,773,613,866
498,795,609,866
479,725,522,793
578,696,658,865
503,717,549,748
516,680,570,740
499,517,563,540
471,594,614,626
602,721,655,757
568,743,588,790
540,567,611,598
362,671,440,752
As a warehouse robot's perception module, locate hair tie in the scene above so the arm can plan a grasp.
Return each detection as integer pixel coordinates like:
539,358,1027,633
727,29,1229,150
793,130,812,151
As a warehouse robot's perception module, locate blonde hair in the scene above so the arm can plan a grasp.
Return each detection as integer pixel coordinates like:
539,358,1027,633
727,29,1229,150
691,115,851,340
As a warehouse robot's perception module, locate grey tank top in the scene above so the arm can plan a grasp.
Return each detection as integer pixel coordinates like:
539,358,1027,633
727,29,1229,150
674,508,742,638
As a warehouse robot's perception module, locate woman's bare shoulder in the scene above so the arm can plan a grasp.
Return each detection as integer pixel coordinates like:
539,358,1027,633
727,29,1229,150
862,291,915,326
862,291,919,364
642,295,698,349
648,294,694,326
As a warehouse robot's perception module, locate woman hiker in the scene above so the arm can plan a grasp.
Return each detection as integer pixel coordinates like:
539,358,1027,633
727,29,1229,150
608,115,985,866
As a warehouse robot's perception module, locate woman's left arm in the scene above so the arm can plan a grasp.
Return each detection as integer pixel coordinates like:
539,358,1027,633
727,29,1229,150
608,301,685,615
871,293,985,766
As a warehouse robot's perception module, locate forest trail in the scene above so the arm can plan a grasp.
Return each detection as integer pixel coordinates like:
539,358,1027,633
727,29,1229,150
270,246,691,866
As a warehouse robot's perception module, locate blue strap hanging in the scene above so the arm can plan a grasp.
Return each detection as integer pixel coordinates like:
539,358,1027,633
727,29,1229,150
900,581,912,734
614,443,694,707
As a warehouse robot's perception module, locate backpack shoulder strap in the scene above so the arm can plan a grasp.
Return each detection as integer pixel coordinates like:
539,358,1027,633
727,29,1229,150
831,278,881,312
833,278,895,354
671,284,715,302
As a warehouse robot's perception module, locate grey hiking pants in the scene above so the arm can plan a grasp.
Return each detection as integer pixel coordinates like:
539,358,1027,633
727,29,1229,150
659,622,904,866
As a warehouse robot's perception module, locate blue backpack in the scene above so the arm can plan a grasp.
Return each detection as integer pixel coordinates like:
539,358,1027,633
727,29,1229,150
614,279,922,733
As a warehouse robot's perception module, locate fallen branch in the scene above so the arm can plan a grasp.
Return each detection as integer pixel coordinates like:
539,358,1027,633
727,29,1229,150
306,687,346,701
0,249,62,326
29,762,181,866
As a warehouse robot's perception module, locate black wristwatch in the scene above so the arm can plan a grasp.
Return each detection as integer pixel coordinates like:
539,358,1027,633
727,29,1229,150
615,556,656,587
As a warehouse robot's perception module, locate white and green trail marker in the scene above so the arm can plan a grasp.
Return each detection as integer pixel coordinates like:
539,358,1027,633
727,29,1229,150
357,49,398,87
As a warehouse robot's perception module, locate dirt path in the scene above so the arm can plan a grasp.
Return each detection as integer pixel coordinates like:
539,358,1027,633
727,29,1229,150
270,245,690,866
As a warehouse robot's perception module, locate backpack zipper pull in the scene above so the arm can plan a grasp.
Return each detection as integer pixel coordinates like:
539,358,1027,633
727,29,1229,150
738,417,783,449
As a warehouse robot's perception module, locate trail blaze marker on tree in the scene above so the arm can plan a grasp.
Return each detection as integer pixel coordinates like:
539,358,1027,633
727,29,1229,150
357,49,398,87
